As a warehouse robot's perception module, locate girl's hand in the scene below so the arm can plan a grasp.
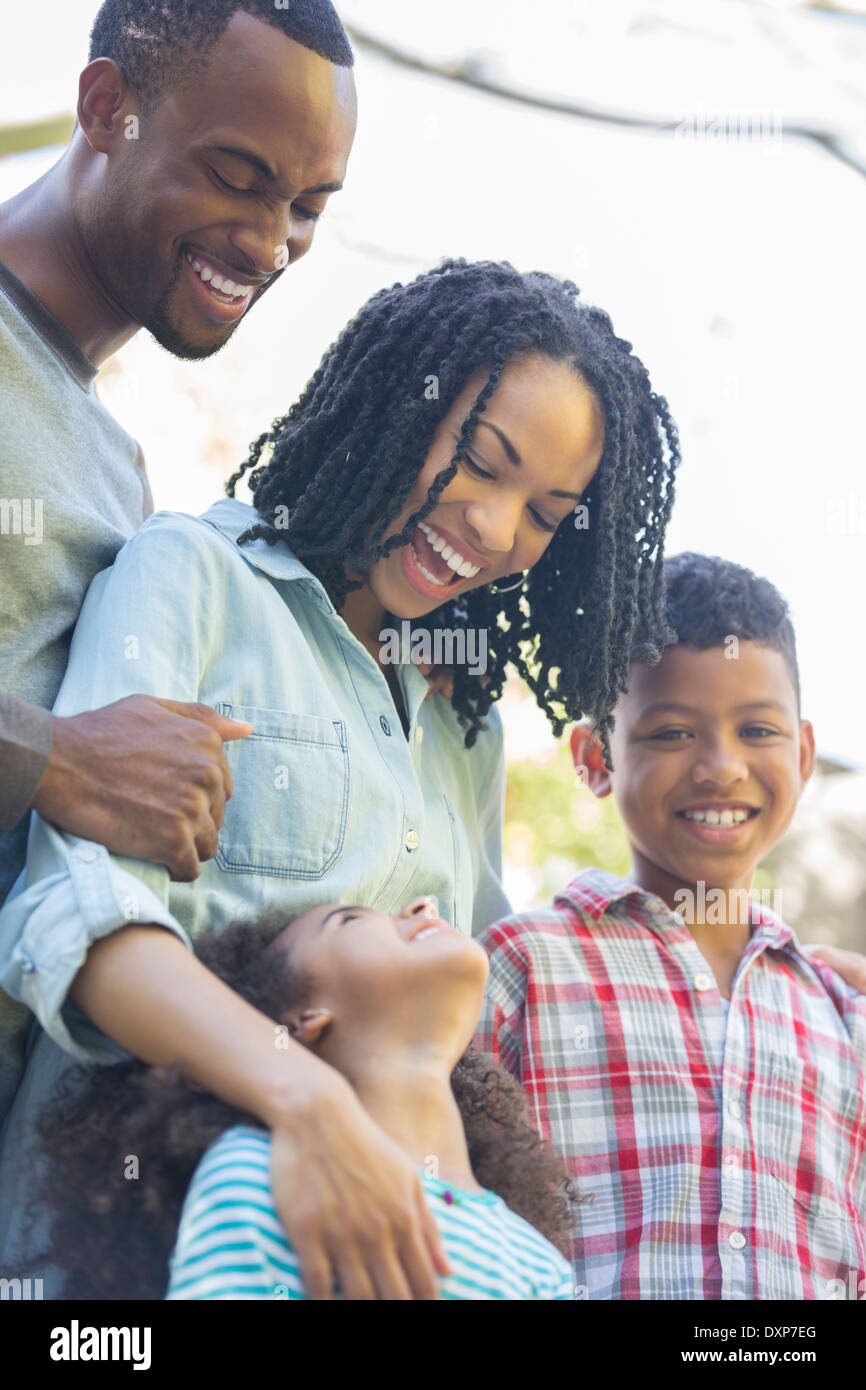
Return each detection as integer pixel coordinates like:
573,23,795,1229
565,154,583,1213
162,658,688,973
802,943,866,994
269,1072,451,1299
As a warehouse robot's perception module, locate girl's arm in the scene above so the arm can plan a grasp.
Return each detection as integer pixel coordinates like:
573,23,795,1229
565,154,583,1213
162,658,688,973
71,925,450,1300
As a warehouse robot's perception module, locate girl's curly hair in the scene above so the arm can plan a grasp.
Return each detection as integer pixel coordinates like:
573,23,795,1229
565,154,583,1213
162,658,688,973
33,916,576,1299
226,258,679,761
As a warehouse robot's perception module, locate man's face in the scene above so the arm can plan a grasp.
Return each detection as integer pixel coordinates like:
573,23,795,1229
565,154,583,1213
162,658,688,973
607,641,815,893
87,13,356,358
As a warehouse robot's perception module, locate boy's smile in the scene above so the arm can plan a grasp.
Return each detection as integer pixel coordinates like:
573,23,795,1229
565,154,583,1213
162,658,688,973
573,640,816,909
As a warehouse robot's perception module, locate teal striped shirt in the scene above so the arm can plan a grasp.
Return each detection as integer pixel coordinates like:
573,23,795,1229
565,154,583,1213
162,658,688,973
166,1125,575,1301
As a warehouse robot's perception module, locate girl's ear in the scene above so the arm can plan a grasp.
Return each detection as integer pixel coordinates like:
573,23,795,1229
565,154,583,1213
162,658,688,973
569,724,612,797
286,1008,333,1046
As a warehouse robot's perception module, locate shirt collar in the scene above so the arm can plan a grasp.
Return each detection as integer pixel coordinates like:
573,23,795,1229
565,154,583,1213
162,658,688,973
199,498,336,612
555,867,797,950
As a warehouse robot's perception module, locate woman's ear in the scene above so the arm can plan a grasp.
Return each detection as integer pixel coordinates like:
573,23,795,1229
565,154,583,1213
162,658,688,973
569,724,612,797
285,1008,333,1046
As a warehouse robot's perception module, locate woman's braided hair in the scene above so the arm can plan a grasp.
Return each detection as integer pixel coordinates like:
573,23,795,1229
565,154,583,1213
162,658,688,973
227,258,680,758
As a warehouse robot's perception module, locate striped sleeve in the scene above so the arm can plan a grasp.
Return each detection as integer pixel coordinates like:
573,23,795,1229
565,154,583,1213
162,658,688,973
166,1127,305,1301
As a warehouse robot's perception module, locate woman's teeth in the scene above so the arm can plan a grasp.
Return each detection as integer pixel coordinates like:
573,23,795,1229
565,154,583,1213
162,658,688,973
681,808,753,826
185,251,251,301
412,925,445,943
416,521,481,580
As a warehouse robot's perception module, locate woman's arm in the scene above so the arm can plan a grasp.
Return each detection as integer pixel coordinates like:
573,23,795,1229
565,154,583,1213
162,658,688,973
71,925,450,1300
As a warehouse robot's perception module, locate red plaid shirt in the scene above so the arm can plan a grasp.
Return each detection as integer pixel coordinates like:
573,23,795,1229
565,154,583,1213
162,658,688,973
474,869,866,1300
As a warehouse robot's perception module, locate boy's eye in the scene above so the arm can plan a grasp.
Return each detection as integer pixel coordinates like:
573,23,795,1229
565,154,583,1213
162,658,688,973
742,725,777,738
647,728,692,741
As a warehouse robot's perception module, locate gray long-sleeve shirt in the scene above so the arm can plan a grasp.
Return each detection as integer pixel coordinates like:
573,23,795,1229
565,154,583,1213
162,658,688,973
0,256,147,1114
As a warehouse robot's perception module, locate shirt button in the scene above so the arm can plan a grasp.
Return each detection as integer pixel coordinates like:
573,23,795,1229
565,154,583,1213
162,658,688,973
76,847,98,864
694,972,712,992
379,716,391,736
404,830,420,852
414,726,424,744
729,1098,742,1121
728,1231,746,1250
21,958,35,974
724,1155,739,1171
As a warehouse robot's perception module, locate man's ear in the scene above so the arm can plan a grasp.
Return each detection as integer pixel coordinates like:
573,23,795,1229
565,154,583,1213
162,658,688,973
285,1008,333,1047
76,59,138,155
798,719,817,793
569,724,612,797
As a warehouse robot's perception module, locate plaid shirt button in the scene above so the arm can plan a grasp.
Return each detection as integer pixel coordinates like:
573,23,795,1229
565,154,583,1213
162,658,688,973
729,1231,747,1250
694,972,713,991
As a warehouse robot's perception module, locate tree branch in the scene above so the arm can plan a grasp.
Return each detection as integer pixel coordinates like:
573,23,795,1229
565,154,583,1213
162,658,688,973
345,22,866,183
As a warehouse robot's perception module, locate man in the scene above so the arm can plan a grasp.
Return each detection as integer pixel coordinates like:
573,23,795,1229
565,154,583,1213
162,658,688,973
0,2,451,1300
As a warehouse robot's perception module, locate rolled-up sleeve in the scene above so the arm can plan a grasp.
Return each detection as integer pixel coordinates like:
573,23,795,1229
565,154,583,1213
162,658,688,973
0,510,224,1062
0,693,53,831
0,819,189,1061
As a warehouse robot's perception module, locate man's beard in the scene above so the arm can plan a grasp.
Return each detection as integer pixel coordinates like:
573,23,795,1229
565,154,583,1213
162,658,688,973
144,254,241,361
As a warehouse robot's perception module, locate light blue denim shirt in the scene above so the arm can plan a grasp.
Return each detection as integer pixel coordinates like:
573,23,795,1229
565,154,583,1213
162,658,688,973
0,498,510,1282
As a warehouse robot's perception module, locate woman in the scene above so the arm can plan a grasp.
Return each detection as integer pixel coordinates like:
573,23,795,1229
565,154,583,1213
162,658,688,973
0,258,678,1299
37,896,577,1299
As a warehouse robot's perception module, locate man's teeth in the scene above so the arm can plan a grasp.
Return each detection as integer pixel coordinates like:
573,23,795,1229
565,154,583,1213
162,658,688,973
416,521,480,580
186,252,250,300
682,808,752,826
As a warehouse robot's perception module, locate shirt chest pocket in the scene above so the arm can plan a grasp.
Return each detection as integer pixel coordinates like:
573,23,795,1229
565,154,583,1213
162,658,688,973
215,704,349,879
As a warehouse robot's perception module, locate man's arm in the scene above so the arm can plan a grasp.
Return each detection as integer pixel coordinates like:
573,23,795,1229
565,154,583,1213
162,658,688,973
0,693,53,833
71,926,450,1300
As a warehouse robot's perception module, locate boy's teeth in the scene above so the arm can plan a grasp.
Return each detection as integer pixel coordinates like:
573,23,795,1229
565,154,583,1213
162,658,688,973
415,521,480,579
682,808,751,825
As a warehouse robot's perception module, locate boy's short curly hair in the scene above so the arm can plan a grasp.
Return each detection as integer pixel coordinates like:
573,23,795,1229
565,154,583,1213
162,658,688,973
654,552,800,706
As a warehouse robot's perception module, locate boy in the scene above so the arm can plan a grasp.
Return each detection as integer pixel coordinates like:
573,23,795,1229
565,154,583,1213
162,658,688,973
475,552,866,1300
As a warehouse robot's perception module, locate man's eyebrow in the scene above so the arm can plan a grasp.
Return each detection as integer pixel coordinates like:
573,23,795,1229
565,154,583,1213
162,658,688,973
213,146,343,195
475,421,583,501
638,698,790,718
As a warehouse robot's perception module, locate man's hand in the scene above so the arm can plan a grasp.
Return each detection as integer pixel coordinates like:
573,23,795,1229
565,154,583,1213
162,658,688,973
270,1076,451,1300
802,943,866,994
31,696,252,880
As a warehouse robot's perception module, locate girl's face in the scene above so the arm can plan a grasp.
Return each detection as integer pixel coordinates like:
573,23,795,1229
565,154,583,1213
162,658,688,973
271,897,488,1070
365,351,605,619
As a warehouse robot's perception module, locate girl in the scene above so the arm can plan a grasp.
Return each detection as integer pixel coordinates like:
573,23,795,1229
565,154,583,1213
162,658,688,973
0,258,678,1298
37,896,576,1299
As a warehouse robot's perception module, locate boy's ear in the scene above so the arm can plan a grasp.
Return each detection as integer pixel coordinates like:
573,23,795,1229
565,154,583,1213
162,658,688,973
569,724,612,798
798,719,817,792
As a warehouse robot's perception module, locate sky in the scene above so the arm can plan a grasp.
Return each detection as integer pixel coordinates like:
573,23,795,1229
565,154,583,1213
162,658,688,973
2,0,865,771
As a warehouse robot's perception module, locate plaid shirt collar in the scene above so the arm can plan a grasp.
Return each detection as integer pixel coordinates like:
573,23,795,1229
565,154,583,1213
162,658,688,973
554,866,801,956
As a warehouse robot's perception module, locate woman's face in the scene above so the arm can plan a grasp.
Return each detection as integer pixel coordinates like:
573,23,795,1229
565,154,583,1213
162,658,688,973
365,351,605,619
270,897,489,1069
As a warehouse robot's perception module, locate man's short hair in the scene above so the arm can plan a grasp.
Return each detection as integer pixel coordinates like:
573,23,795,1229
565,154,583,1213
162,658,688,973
89,0,354,114
655,551,801,705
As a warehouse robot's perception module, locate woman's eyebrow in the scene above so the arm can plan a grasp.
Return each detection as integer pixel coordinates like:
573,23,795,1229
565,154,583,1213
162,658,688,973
475,420,583,501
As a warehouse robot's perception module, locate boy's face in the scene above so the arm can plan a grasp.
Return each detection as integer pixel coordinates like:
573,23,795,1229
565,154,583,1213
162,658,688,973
575,641,816,895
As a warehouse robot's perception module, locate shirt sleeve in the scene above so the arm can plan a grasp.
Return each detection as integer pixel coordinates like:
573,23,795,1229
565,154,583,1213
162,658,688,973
0,693,52,831
472,922,528,1079
0,511,228,1060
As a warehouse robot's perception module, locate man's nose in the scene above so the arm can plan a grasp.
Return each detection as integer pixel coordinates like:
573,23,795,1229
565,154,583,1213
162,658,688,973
227,206,299,279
